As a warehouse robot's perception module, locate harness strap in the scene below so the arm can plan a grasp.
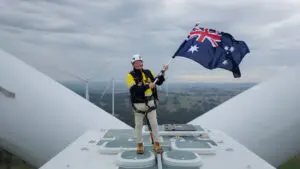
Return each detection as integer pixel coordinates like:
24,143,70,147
132,97,157,145
132,97,157,114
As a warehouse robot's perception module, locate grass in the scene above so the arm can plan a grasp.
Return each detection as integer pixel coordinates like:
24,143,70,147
278,155,300,169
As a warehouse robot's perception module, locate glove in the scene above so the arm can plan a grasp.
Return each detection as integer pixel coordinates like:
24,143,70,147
163,64,168,72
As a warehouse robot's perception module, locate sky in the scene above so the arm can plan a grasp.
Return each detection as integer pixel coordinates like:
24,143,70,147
0,0,299,83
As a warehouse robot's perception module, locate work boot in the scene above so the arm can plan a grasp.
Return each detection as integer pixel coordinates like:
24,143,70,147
153,142,163,154
136,143,144,154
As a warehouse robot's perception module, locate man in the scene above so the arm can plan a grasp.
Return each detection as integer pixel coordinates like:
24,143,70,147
127,54,168,154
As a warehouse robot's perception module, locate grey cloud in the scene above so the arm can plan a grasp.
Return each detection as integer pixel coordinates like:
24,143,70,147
0,0,299,82
0,1,82,33
40,0,75,6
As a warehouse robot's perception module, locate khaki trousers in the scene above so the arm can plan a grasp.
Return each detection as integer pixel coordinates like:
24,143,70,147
133,100,160,143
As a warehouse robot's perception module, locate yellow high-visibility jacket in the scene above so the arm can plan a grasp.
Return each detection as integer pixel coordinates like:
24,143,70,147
127,69,164,103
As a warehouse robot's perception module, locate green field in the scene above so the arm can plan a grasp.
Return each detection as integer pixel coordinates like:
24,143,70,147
278,155,300,169
0,149,34,169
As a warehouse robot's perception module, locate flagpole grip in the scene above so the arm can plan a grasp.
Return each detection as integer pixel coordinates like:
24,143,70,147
153,58,174,84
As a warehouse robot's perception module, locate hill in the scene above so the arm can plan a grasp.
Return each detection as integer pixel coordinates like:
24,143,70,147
76,84,248,127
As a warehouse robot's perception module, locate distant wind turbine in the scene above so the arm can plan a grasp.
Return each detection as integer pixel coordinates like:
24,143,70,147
159,76,169,97
99,78,127,117
54,60,111,101
55,67,90,100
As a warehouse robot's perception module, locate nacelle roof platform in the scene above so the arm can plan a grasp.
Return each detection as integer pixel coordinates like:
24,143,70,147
39,124,275,169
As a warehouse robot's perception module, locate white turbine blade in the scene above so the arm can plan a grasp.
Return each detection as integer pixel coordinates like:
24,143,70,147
189,63,300,167
0,49,130,167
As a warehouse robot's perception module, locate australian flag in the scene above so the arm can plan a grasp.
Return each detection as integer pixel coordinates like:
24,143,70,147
173,24,250,78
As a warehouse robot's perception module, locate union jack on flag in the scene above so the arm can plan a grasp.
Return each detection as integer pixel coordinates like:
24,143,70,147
173,23,250,78
187,24,221,47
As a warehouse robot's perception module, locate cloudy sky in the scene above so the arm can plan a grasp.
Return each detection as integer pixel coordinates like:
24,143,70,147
0,0,299,83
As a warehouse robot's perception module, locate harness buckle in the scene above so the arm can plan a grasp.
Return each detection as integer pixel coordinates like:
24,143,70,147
132,96,157,114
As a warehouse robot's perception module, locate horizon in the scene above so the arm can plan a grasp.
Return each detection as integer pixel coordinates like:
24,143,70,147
60,80,257,85
61,80,256,94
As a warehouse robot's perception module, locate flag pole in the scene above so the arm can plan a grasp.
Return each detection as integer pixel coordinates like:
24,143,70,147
152,42,182,84
153,57,174,84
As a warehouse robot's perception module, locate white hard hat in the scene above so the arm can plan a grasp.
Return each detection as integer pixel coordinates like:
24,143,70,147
131,54,143,64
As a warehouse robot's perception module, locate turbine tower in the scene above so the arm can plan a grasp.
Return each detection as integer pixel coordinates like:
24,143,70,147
99,78,127,117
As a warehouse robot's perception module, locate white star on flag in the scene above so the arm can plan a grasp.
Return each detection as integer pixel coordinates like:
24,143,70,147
222,60,228,65
188,45,199,54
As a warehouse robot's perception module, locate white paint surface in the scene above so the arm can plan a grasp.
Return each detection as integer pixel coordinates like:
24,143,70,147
39,130,276,169
189,63,300,167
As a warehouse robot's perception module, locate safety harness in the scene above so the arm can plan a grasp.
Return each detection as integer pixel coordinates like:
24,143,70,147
132,96,157,114
129,69,158,114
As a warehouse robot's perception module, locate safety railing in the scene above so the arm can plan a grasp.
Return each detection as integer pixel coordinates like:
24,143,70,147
0,86,15,98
